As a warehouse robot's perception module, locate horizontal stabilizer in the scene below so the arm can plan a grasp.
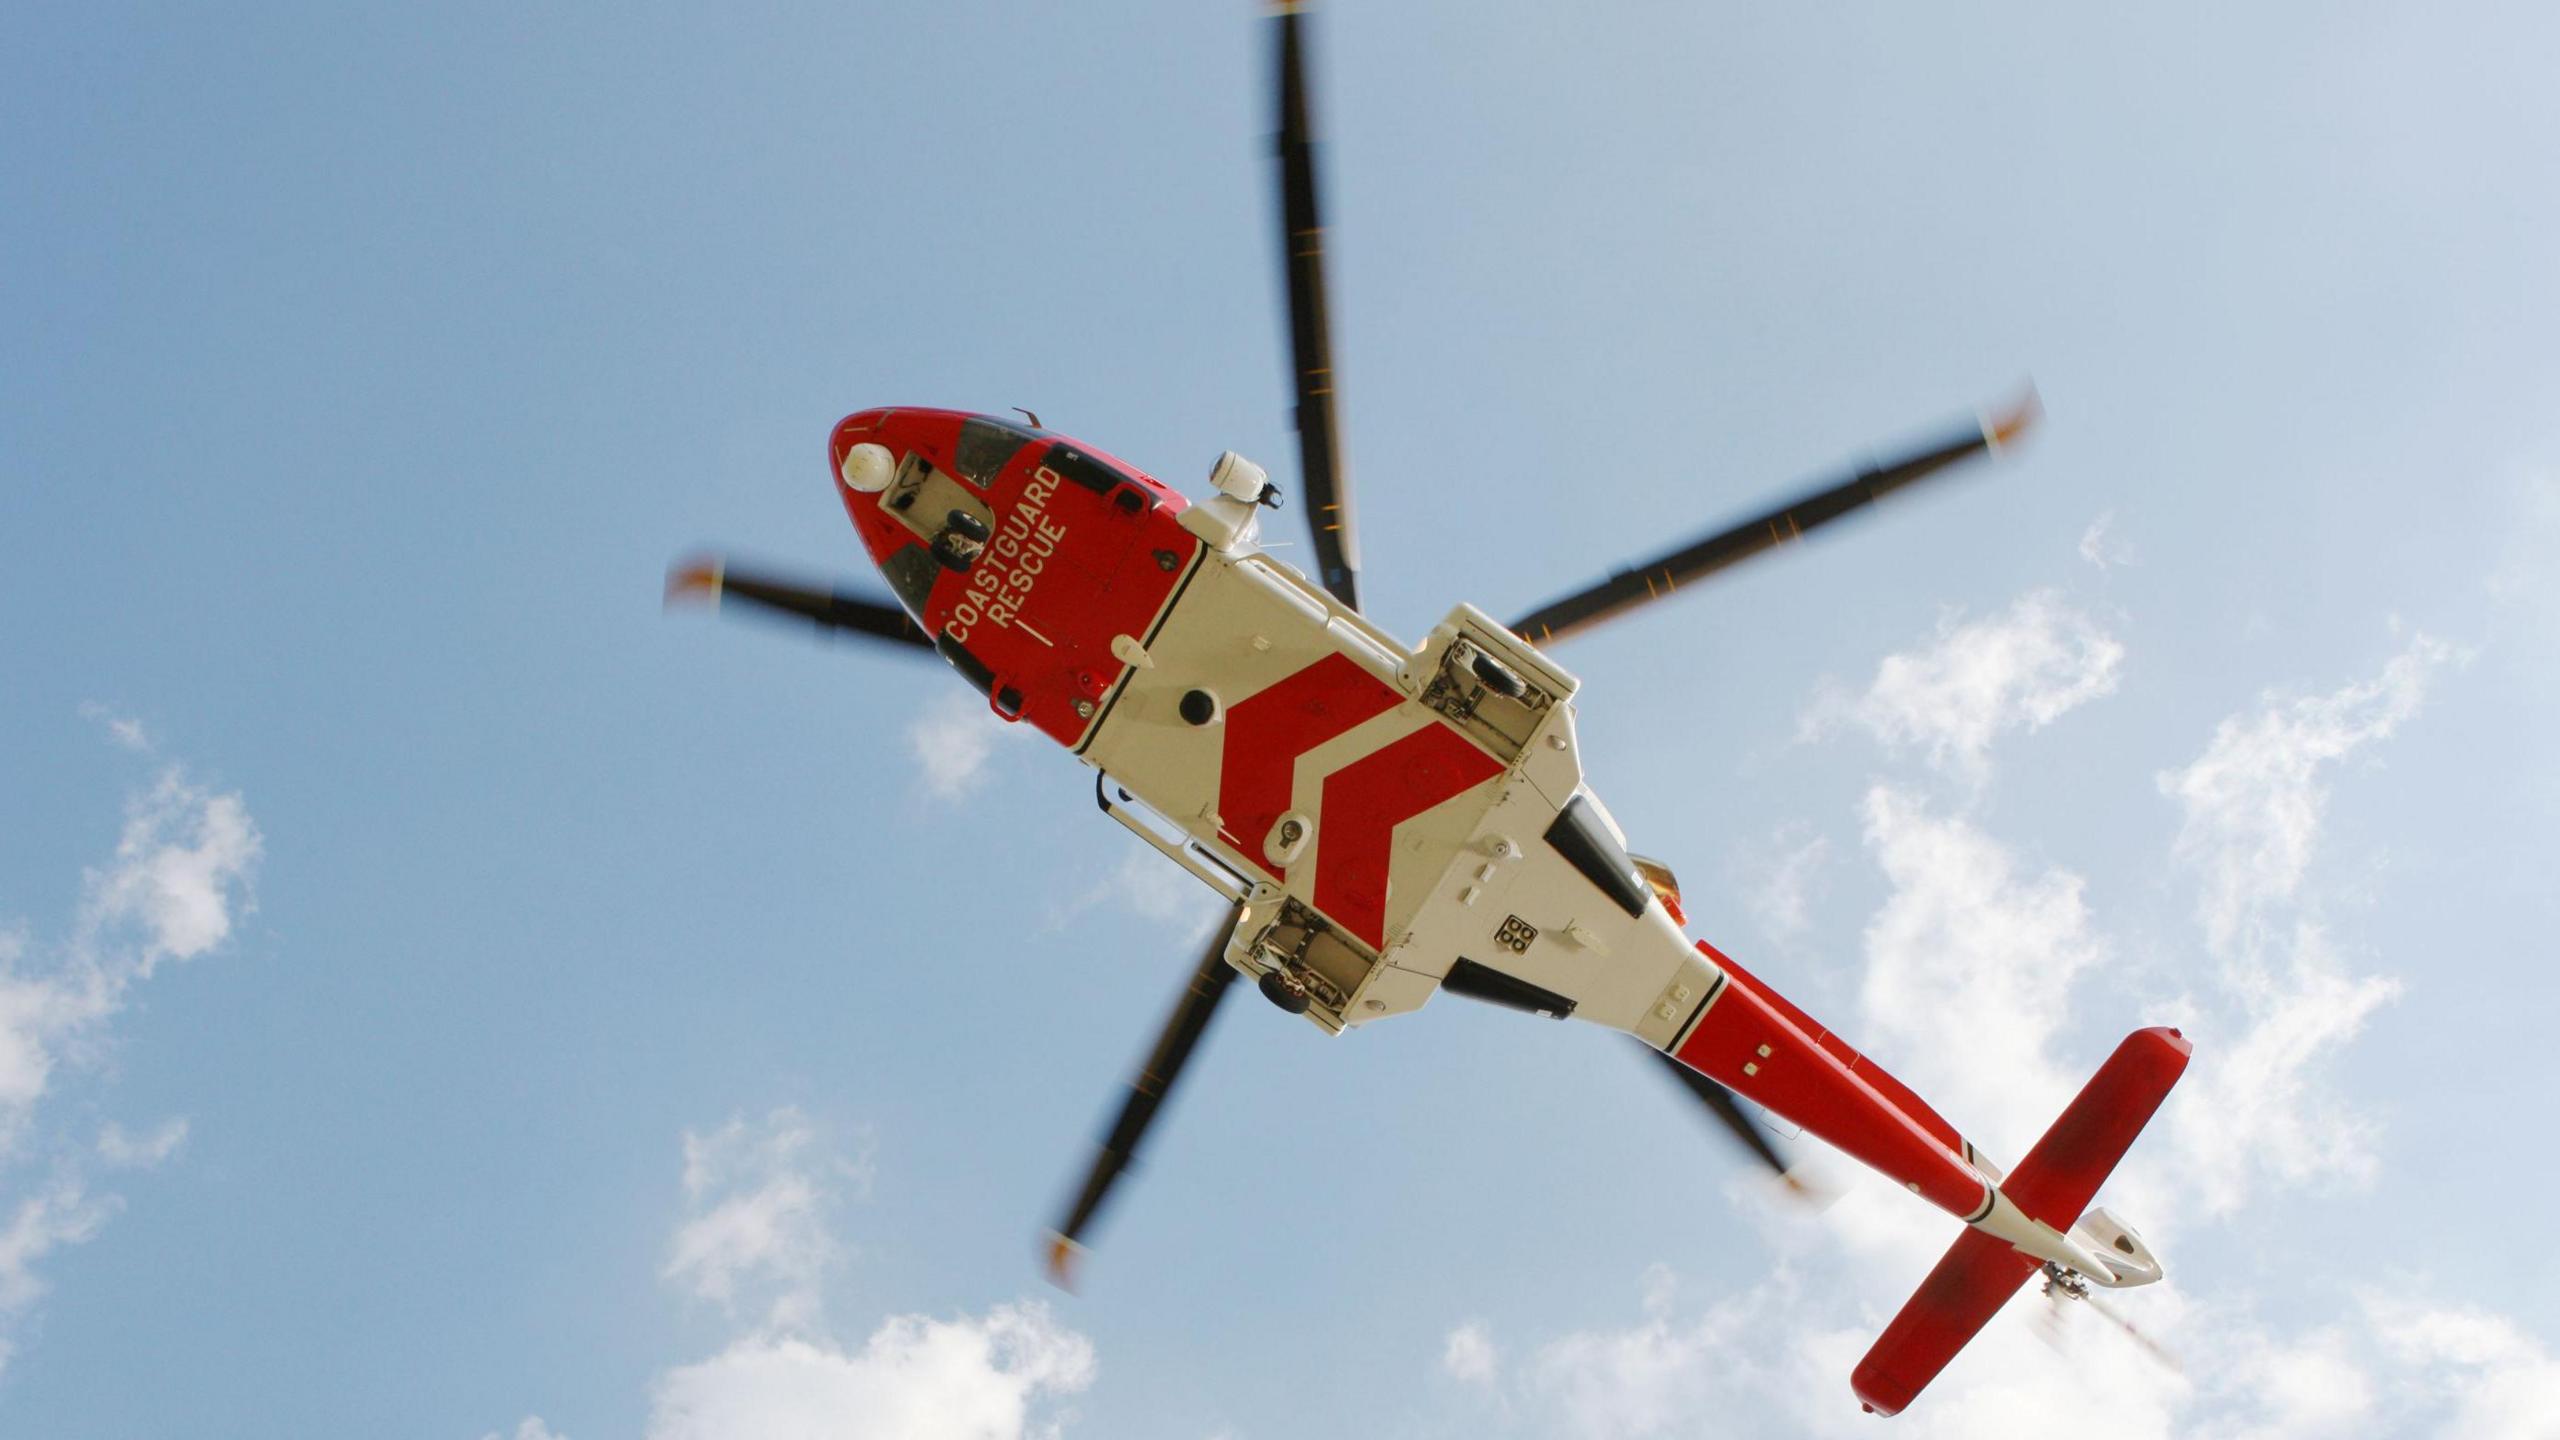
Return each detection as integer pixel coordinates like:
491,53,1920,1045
1851,1026,2191,1416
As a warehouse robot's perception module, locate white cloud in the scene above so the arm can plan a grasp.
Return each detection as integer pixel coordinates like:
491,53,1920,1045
2368,1296,2560,1440
0,732,259,1373
0,1177,115,1325
908,692,1006,800
97,1117,190,1170
2485,468,2560,615
77,703,152,752
1047,842,1214,938
647,1305,1095,1440
1109,844,1204,929
2079,511,2135,570
1822,590,2123,780
1443,1320,1499,1386
2160,633,2454,958
1741,826,1828,945
2155,635,2455,1213
480,1419,570,1440
569,1117,1090,1440
1521,1267,1768,1438
0,932,80,1141
1855,786,2104,1151
2218,1325,2372,1438
666,1109,864,1332
82,768,263,968
2166,922,2399,1217
3,762,261,1155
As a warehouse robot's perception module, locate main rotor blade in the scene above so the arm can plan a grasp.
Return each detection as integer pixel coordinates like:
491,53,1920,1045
1046,905,1246,1286
1510,393,2041,648
1645,1045,1793,1179
1275,3,1359,610
666,555,932,650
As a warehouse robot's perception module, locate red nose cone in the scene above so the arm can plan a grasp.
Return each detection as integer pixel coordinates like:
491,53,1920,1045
821,406,1203,751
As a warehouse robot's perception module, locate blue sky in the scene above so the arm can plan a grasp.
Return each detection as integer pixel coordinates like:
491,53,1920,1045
6,2,2558,1436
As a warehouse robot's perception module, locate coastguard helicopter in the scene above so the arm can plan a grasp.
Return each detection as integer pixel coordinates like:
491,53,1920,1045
668,5,2190,1415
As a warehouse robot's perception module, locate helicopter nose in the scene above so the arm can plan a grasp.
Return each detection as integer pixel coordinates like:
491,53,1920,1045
839,441,894,493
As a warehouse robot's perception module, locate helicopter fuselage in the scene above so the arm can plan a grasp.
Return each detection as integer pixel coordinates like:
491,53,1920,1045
835,406,2065,1221
819,403,2190,1414
833,407,1716,1033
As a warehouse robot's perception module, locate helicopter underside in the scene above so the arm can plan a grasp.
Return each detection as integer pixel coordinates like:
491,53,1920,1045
1076,539,1717,1040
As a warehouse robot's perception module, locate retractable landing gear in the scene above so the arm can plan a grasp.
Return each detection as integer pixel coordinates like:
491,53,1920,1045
1257,966,1312,1014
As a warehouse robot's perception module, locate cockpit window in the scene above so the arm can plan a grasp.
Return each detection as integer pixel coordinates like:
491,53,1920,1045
878,544,941,616
954,417,1042,487
1038,442,1129,497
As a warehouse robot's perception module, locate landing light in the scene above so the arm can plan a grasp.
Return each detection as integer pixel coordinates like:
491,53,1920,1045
840,442,895,493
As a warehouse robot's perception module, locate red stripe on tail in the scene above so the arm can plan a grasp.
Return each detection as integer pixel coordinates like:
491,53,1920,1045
1851,1026,2191,1416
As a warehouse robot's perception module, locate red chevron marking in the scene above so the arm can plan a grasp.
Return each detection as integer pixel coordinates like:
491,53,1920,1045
1314,724,1504,948
1216,653,1403,880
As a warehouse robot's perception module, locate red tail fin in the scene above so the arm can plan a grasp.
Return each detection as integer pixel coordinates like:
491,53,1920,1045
1851,1027,2191,1416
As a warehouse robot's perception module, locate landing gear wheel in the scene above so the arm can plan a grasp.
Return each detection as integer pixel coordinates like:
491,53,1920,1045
1257,968,1313,1015
933,509,992,572
1470,650,1528,699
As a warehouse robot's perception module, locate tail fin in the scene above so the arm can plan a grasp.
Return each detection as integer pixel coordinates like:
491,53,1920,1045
1851,1027,2191,1416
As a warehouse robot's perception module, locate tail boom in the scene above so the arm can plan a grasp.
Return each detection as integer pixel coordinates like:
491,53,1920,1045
1670,943,1993,1222
1657,943,2191,1415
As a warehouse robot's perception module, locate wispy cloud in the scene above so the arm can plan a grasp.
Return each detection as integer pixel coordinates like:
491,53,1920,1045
2369,1295,2560,1437
0,721,259,1371
480,1419,570,1440
2485,467,2560,615
907,692,1013,801
1442,1320,1499,1386
665,1109,869,1334
97,1118,189,1170
4,761,260,1154
649,1116,1093,1440
2156,633,2456,1214
1739,825,1828,945
647,1305,1096,1440
507,1114,1096,1440
1808,589,2123,781
2160,632,2455,957
0,1177,116,1371
1856,786,2105,1151
77,703,152,753
2078,511,2135,570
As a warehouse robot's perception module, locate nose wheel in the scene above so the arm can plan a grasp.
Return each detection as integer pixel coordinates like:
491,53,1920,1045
1257,966,1313,1015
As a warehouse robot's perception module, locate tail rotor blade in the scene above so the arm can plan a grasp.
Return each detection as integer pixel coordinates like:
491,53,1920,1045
1274,4,1359,610
1511,390,2041,648
2083,1292,2184,1375
1046,906,1247,1285
666,554,932,650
